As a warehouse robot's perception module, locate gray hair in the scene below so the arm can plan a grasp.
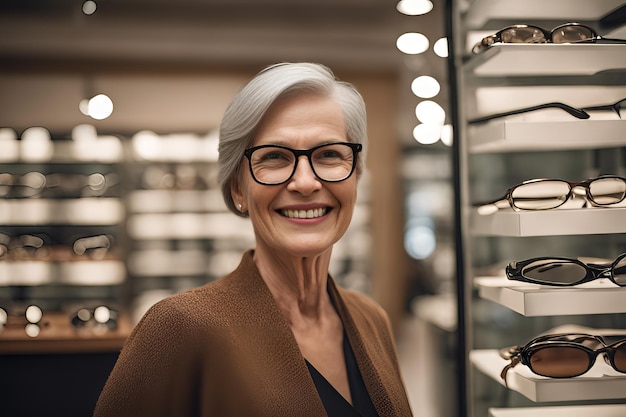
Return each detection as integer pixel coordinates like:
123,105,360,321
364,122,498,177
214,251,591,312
217,62,368,217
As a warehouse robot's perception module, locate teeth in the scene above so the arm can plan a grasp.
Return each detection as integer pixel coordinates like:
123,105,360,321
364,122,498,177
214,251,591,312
282,208,327,219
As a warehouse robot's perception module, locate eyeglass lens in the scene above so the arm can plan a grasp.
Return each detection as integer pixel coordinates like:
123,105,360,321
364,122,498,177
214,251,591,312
519,259,588,285
248,143,356,185
510,177,626,210
529,343,626,378
517,256,626,286
530,346,591,377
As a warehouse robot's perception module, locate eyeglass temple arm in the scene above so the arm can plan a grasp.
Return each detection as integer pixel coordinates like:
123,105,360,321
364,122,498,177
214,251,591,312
468,102,590,124
581,98,625,118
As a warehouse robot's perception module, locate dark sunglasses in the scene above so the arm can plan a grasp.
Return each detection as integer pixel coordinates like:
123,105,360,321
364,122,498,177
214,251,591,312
468,97,625,125
472,23,626,54
499,333,626,385
475,175,626,214
506,253,626,287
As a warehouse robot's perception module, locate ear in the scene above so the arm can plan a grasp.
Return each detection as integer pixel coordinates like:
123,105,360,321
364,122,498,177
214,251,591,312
230,177,246,213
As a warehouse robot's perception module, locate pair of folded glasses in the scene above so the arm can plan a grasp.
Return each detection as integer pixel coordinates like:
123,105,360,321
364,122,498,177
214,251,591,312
468,97,625,124
473,22,626,54
0,305,47,337
475,175,626,215
506,253,626,287
0,172,119,199
499,333,626,386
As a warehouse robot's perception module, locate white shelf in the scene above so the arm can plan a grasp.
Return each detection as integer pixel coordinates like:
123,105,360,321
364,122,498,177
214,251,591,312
466,44,626,77
488,404,626,417
470,207,626,236
470,349,626,402
0,260,125,286
127,212,254,241
468,119,626,153
0,198,125,225
475,277,626,316
128,189,227,213
463,0,624,29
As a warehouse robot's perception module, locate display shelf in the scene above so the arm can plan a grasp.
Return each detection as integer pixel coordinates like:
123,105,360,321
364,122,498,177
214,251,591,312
127,212,254,240
0,260,125,286
474,277,626,316
0,198,125,225
466,44,626,77
488,404,626,417
0,311,132,354
470,207,626,236
128,189,227,213
468,119,626,153
462,0,624,29
470,349,626,402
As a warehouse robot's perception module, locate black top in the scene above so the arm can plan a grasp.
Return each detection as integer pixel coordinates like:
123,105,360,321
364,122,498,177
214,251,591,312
305,332,380,417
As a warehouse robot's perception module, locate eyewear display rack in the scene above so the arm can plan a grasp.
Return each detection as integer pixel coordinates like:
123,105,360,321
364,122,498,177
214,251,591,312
0,133,130,354
448,1,626,416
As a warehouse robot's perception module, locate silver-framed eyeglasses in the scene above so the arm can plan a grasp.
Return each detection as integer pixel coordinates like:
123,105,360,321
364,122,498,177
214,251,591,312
243,142,362,185
475,175,626,215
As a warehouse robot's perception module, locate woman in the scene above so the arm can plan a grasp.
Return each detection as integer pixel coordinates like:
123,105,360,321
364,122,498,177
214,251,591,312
94,62,413,417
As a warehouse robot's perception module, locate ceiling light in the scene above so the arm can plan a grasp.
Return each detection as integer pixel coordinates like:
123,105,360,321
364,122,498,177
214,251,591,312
412,124,442,145
82,1,97,15
396,32,429,55
411,76,440,98
83,94,114,120
396,0,434,16
415,100,445,124
433,37,449,58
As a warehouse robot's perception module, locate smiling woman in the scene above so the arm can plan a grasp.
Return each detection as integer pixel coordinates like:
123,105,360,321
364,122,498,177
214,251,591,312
93,62,413,417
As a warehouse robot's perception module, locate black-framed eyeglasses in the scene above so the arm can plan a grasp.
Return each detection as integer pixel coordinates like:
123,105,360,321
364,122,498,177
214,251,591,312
499,333,626,385
468,97,625,124
506,253,626,287
475,175,626,214
472,23,626,54
243,142,362,186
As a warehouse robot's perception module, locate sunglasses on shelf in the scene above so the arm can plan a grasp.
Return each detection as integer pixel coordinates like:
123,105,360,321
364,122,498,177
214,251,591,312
475,175,626,215
499,333,626,386
472,22,626,54
468,97,625,125
506,253,626,287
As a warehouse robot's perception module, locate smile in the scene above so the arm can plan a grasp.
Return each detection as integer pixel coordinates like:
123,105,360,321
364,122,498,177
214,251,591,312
280,208,329,219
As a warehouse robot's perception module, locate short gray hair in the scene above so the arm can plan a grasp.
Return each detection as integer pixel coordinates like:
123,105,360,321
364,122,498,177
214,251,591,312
218,62,368,217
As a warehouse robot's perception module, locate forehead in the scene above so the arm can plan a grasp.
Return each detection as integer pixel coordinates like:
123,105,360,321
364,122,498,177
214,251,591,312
252,93,346,147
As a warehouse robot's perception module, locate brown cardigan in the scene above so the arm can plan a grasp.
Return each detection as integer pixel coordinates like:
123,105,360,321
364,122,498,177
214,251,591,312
94,251,413,417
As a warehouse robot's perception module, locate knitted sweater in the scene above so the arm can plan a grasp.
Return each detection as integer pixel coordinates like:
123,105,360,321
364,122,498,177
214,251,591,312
93,251,413,417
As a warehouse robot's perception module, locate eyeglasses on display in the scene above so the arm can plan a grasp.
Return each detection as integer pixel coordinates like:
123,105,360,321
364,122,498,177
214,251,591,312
506,253,626,286
71,305,118,331
499,333,626,385
468,97,625,125
472,23,626,54
0,304,47,337
475,175,626,215
243,142,362,186
0,171,119,199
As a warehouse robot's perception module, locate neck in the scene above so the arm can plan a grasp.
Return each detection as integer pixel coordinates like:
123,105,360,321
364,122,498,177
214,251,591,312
252,246,334,326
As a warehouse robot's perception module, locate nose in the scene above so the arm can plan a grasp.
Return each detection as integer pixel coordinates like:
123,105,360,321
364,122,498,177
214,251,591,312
287,156,322,194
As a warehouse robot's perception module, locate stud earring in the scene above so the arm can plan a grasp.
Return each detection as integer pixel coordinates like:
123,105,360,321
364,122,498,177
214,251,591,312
238,204,243,211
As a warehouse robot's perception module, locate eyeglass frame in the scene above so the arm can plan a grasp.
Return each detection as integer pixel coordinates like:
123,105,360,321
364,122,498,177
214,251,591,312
468,97,625,125
243,142,362,186
499,333,626,385
506,253,626,287
472,22,625,54
475,175,626,212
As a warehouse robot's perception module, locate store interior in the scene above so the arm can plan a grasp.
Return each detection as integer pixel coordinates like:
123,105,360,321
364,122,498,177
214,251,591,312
1,1,626,416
